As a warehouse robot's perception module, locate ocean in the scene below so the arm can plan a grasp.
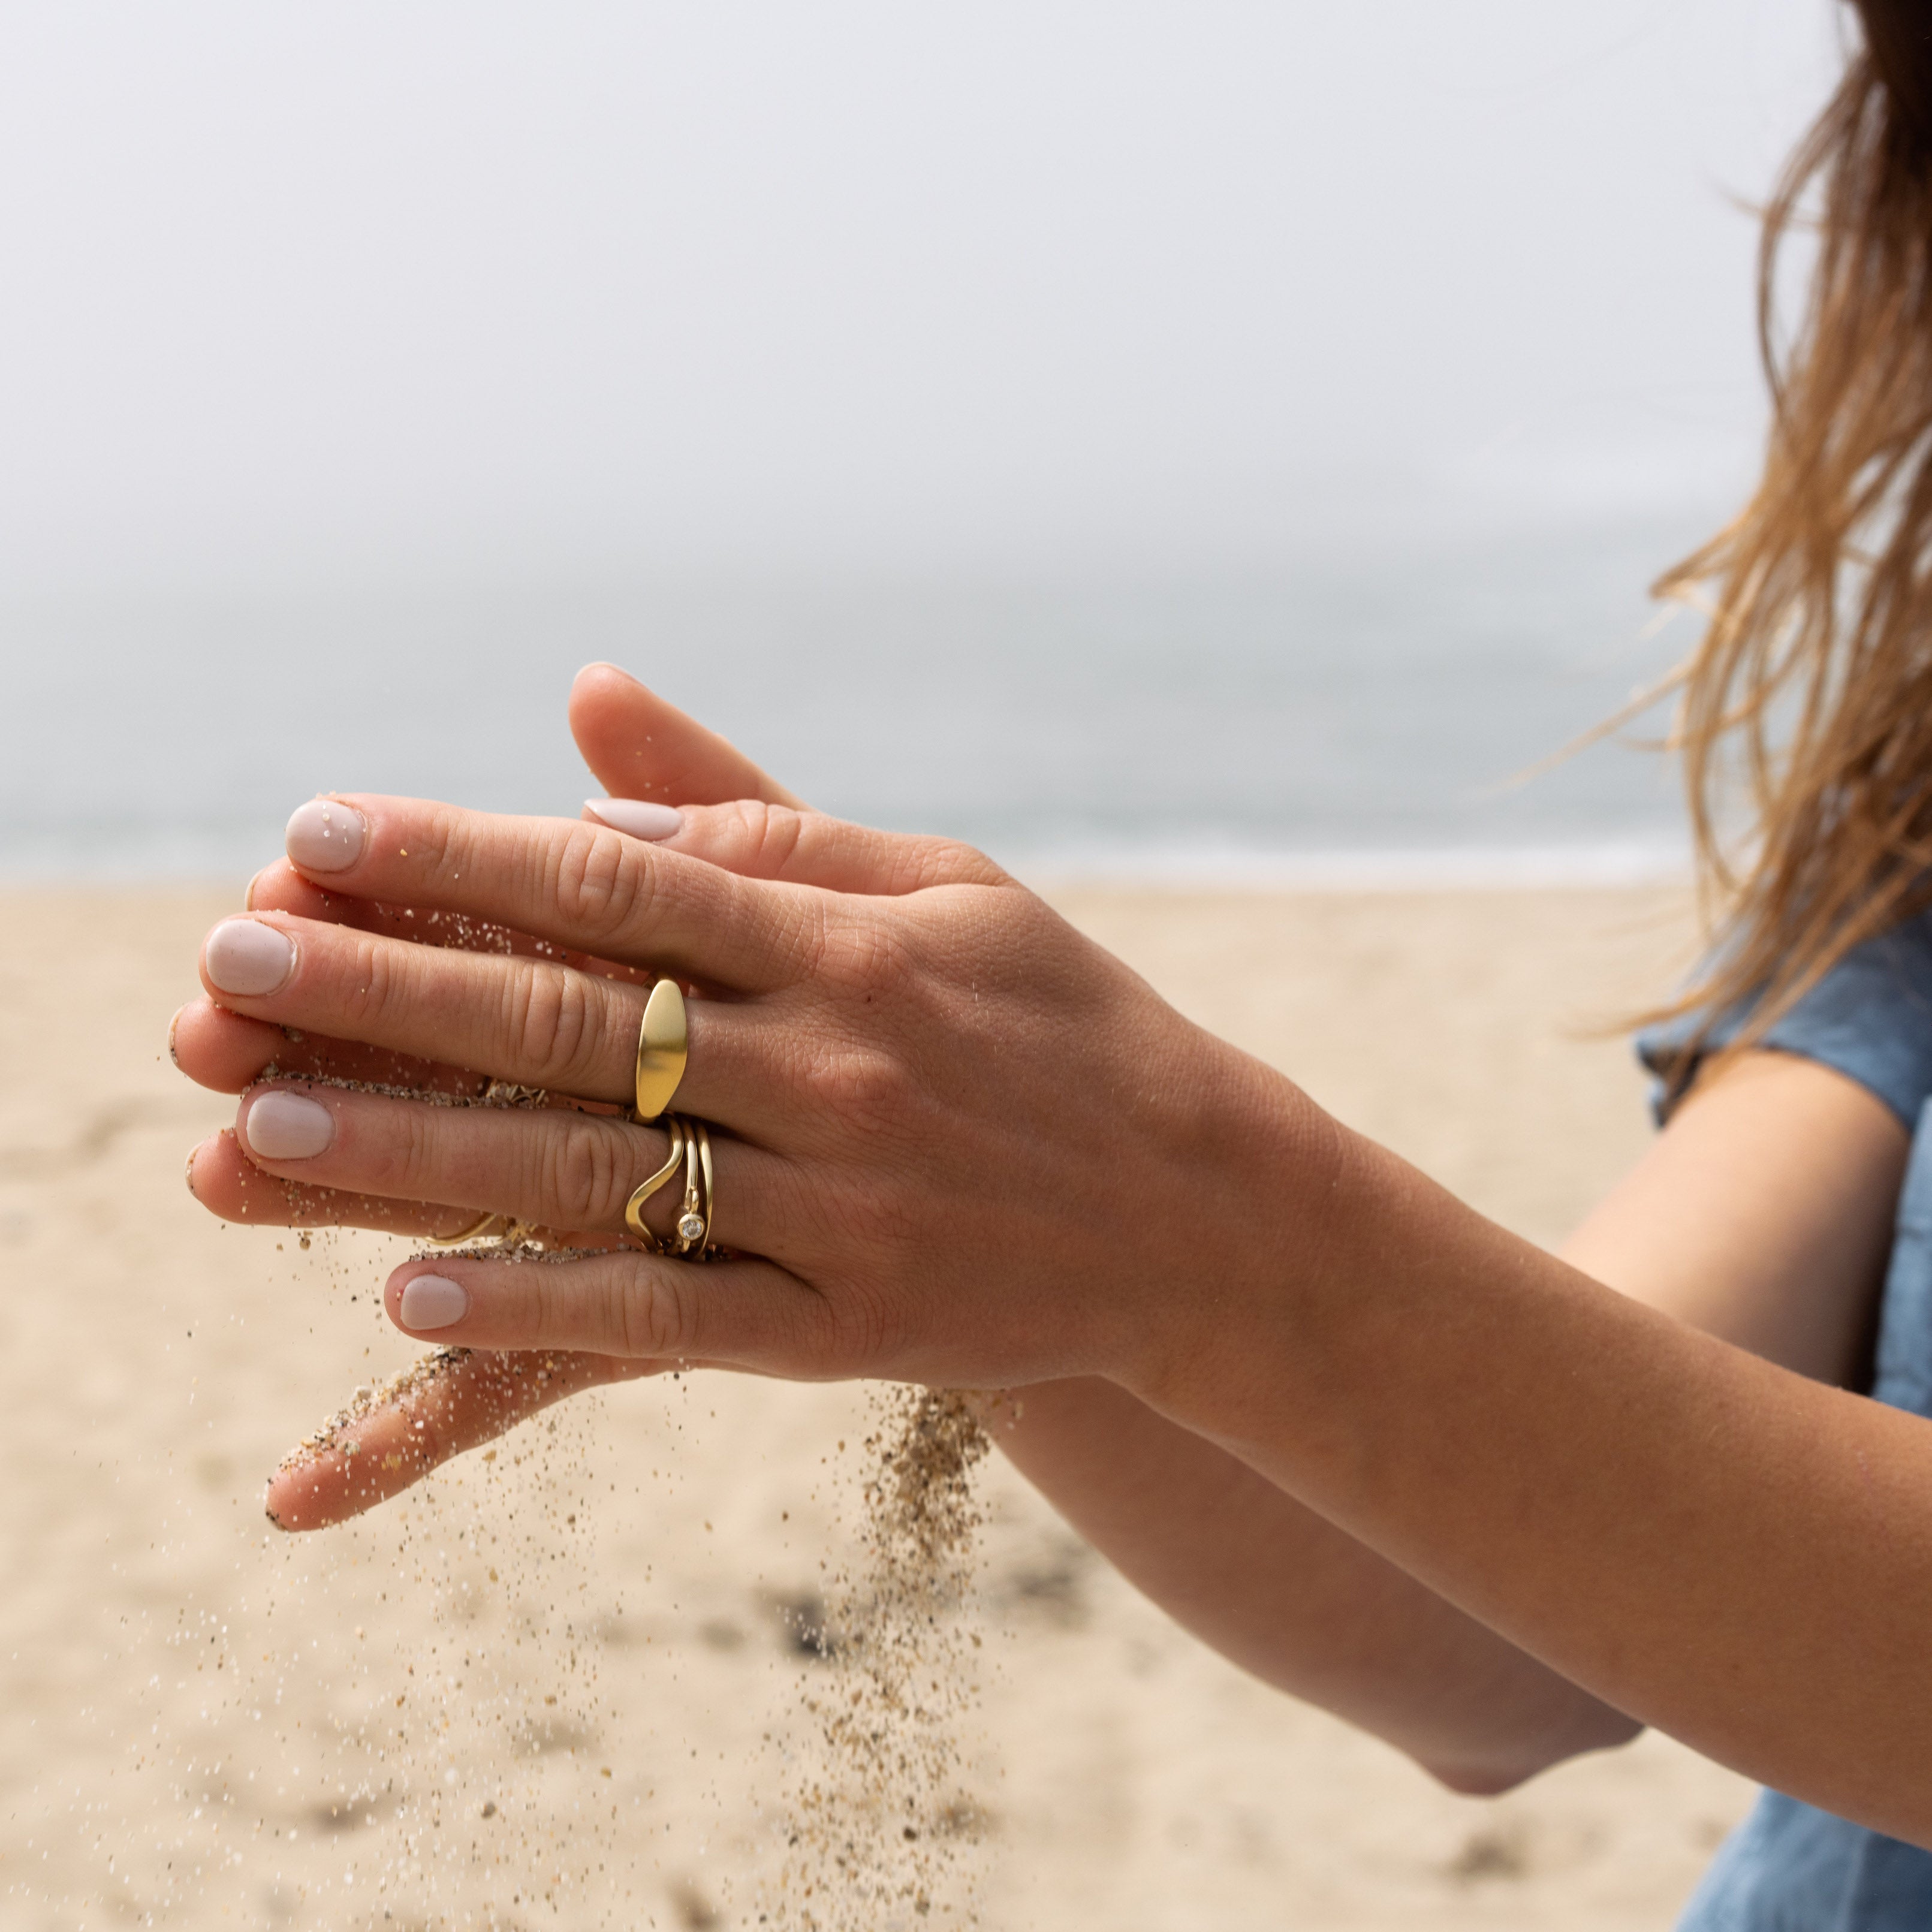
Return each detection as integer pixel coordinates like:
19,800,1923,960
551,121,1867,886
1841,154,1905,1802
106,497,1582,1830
0,515,1702,888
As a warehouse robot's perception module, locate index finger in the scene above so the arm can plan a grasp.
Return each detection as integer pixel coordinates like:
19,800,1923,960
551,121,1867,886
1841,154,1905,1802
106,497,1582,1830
281,795,810,992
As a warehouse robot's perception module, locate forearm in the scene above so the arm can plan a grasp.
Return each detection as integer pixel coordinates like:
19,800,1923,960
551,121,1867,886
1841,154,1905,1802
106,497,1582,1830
991,1375,1636,1790
1150,1104,1932,1846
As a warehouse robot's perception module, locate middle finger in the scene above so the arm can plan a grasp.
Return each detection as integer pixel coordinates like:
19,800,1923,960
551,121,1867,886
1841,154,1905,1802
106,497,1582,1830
198,912,774,1130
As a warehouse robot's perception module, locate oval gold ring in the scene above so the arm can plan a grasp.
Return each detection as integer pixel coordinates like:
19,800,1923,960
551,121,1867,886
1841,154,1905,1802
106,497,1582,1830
632,978,689,1122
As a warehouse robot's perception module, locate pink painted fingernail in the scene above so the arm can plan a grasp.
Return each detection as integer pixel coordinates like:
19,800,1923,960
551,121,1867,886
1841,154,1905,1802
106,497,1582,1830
286,798,366,873
399,1275,469,1331
204,918,295,996
585,797,683,840
244,1090,335,1159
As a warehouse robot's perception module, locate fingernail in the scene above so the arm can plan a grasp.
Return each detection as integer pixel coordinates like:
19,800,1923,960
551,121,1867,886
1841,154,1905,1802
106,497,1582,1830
286,798,366,873
585,797,682,840
204,918,295,996
399,1275,469,1331
244,1090,335,1159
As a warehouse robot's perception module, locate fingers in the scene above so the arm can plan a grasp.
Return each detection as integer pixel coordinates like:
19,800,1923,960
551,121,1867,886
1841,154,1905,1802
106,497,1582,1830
246,861,426,935
568,663,806,810
173,1000,299,1095
171,997,488,1100
186,1128,579,1241
383,1247,847,1374
221,1080,798,1255
195,911,777,1127
586,795,1007,897
279,795,806,992
265,1348,665,1531
247,856,616,974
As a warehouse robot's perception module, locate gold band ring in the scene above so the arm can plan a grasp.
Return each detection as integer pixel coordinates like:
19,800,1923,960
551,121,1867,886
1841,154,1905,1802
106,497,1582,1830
632,978,689,1122
430,1210,513,1247
670,1118,715,1256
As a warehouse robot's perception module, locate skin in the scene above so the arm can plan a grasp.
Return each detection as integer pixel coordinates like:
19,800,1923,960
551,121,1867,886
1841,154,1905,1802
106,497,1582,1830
174,664,1927,1831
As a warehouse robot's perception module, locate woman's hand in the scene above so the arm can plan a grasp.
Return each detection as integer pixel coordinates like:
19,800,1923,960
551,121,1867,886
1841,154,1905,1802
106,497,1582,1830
174,667,837,1524
185,788,1324,1403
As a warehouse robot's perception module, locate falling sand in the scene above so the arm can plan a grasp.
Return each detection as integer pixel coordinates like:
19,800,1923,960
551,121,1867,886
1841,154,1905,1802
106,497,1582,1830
765,1388,996,1929
258,1248,999,1927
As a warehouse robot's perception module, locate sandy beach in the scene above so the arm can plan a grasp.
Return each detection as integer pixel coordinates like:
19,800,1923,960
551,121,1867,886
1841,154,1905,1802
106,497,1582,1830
0,882,1756,1930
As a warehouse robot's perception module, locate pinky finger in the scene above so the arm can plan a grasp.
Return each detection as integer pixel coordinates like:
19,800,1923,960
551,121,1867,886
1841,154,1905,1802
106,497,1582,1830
264,1348,664,1530
384,1247,846,1377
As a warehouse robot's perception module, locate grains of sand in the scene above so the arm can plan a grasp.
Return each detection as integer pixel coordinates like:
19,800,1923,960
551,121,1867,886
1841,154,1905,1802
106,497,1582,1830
764,1387,996,1930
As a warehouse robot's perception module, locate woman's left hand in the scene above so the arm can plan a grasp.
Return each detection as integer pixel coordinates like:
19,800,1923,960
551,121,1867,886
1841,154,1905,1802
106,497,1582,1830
186,791,1327,1422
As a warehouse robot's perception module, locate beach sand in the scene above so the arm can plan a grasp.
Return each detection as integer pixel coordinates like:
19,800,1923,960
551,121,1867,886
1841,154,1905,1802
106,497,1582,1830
0,883,1756,1929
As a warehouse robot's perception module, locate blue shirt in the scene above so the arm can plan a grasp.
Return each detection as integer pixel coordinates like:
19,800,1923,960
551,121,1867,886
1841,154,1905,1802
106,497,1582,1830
1635,906,1932,1930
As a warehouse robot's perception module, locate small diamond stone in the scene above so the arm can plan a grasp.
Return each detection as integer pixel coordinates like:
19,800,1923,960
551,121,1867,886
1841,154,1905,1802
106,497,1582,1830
677,1212,705,1243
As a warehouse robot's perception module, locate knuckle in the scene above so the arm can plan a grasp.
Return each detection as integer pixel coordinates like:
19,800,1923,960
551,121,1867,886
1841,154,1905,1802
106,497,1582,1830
897,837,1003,891
798,1042,905,1133
339,932,402,1031
548,823,652,940
829,1278,903,1367
619,1267,697,1359
745,801,807,874
502,961,601,1087
815,912,913,991
393,1104,447,1199
418,806,468,888
534,1114,628,1228
714,798,801,874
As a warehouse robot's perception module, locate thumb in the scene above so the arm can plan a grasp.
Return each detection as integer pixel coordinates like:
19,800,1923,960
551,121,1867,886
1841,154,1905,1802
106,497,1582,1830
569,663,806,810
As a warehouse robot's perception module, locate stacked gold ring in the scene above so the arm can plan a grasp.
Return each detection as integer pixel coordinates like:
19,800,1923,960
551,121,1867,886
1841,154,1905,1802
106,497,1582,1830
622,1114,716,1257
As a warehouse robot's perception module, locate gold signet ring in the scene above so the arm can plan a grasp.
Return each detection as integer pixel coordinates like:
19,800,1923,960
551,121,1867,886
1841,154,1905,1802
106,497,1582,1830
632,978,689,1122
624,1117,687,1252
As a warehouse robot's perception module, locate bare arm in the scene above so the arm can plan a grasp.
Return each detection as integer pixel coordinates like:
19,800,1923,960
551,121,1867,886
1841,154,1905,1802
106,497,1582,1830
990,1047,1908,1791
177,676,1926,1824
1140,1052,1932,1843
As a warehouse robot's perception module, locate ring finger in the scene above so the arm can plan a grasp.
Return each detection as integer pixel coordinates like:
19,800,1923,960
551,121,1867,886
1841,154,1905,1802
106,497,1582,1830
223,1080,803,1258
188,1129,587,1243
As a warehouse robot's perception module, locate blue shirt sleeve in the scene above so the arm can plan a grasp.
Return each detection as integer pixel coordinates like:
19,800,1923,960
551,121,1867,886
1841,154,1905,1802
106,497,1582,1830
1635,907,1932,1129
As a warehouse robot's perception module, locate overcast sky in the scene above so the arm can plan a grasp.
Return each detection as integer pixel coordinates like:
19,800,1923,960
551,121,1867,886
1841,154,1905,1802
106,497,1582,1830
0,1,1841,590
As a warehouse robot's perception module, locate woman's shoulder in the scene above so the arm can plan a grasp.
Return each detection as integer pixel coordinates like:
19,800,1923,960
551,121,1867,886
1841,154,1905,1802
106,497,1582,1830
1638,903,1932,1131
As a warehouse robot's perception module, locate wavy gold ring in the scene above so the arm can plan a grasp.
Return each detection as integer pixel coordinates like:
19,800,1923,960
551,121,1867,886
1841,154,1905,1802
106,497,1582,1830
623,1116,688,1252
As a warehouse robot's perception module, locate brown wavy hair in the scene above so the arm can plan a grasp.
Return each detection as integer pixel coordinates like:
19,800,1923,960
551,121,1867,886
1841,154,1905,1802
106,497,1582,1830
1652,0,1932,1054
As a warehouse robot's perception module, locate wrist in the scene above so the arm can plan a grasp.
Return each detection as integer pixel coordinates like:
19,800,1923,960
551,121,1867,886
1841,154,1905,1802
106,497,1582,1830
1111,1050,1357,1423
